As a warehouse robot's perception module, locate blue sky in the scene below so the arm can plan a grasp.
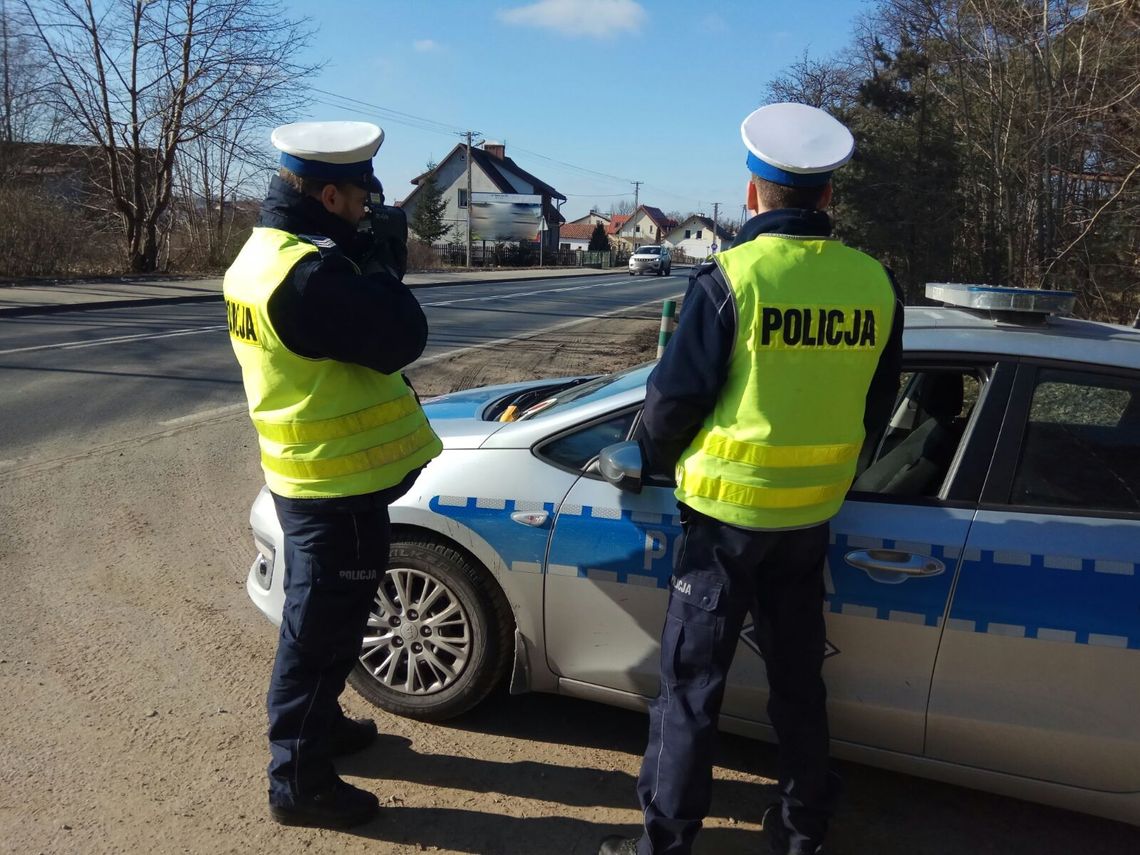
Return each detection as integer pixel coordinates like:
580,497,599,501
279,0,869,225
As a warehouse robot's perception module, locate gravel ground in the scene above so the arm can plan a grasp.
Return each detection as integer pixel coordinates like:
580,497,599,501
1,310,1135,854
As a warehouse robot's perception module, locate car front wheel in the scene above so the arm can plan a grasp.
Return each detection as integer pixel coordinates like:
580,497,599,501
349,538,513,721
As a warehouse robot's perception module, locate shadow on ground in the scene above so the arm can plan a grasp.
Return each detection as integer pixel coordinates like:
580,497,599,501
341,690,1139,855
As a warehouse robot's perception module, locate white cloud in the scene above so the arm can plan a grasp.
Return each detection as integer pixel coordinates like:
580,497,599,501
413,39,441,52
498,0,647,39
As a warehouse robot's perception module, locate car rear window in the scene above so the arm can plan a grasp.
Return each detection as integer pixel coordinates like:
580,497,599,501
1010,369,1140,513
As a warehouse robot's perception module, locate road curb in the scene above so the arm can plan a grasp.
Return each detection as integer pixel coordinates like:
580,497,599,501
0,268,645,319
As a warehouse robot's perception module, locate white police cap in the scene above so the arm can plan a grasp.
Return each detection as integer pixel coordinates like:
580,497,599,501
271,120,385,189
741,103,854,188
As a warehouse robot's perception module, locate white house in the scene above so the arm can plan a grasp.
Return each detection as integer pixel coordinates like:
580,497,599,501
564,209,611,227
399,141,566,249
663,215,735,258
612,205,677,251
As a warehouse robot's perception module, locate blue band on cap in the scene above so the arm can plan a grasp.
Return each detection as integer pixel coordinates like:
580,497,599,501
746,151,832,187
280,152,373,182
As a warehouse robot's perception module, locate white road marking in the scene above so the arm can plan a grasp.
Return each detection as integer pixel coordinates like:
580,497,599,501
0,324,226,356
421,278,630,307
1,276,660,356
413,293,684,368
159,403,247,426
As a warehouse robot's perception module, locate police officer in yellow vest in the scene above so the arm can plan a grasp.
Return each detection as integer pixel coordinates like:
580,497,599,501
599,104,903,855
224,121,442,828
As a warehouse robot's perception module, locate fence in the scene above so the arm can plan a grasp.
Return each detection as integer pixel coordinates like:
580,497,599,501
422,241,703,271
423,241,632,270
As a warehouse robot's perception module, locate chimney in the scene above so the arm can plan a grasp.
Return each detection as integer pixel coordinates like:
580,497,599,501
483,141,505,160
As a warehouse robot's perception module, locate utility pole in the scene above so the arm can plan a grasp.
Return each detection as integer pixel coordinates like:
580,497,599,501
630,180,642,248
464,130,476,268
711,202,720,254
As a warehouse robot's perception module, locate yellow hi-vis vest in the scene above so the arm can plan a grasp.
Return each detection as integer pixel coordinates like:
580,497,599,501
223,227,442,499
674,234,896,529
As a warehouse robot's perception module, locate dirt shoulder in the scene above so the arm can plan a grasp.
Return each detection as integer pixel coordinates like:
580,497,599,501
0,311,1133,855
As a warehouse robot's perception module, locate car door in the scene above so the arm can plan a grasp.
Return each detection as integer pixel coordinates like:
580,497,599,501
927,363,1140,792
544,358,1010,755
817,358,1010,753
538,407,675,698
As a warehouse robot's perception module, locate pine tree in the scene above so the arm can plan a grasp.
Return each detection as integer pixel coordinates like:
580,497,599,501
409,162,453,245
587,221,610,251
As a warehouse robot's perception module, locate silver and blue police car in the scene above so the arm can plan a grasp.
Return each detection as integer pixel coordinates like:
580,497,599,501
245,285,1140,825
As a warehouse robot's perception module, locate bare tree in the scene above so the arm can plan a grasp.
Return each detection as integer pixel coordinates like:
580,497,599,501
765,49,861,112
23,0,316,272
0,0,63,146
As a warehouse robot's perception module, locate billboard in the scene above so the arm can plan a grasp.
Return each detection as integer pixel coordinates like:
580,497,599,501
469,192,543,242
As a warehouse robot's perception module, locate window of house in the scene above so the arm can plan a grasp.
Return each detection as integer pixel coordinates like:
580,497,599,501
684,229,691,239
634,225,641,234
458,189,468,208
1009,370,1140,513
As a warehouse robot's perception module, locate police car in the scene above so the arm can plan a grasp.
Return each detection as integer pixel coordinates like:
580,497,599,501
245,285,1140,825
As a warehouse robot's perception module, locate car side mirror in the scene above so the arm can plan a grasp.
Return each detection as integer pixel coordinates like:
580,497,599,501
598,441,643,494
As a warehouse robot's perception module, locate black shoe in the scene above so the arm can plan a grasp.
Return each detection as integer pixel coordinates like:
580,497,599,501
327,716,378,757
269,778,380,828
763,803,823,855
598,836,639,855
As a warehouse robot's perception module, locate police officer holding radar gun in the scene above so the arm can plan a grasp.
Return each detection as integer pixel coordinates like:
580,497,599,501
599,104,904,855
223,121,442,828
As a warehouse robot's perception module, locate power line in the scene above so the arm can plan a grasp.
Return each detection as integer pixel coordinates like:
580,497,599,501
310,87,464,136
308,85,710,206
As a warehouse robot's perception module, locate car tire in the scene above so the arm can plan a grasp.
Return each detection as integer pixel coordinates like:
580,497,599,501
628,271,633,276
656,267,663,276
348,538,514,721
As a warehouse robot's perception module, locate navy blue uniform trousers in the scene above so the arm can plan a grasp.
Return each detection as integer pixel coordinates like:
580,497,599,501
637,505,833,855
267,492,390,806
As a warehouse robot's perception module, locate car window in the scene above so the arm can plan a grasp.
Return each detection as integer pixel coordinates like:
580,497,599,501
851,368,986,498
538,411,637,471
518,362,654,420
638,247,660,255
1010,370,1140,513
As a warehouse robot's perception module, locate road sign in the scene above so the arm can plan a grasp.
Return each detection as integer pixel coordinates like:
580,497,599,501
710,243,718,252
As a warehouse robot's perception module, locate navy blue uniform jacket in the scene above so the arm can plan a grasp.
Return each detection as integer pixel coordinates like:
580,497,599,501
254,175,428,507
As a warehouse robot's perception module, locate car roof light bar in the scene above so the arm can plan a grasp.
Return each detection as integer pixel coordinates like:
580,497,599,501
925,283,1076,320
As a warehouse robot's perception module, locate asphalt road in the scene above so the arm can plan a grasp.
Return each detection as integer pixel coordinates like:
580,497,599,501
0,271,684,469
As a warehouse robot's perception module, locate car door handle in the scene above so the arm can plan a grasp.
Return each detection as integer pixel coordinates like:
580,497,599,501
511,510,549,527
844,549,945,585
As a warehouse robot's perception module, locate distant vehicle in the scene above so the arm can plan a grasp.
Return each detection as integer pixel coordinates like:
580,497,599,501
628,245,671,276
244,285,1140,825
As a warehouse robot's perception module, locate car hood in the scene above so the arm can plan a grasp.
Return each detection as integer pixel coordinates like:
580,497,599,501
420,377,592,449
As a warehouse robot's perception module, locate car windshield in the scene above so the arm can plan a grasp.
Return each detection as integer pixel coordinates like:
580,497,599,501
518,362,654,419
636,247,660,255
